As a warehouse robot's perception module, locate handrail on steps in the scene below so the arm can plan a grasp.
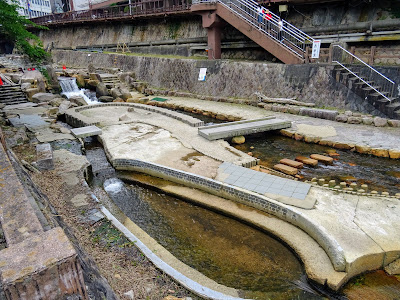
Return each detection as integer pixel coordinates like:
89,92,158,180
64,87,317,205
332,44,395,102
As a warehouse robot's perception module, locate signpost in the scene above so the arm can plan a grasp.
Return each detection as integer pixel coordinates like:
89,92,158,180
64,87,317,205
311,40,321,59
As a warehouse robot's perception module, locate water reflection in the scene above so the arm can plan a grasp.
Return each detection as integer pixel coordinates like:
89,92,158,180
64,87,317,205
104,177,324,300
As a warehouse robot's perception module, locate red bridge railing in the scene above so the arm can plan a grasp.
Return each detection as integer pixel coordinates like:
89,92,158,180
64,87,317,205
30,0,191,25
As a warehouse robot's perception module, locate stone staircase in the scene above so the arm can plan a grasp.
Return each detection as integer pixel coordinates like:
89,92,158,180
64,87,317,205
0,85,29,106
0,56,24,70
333,66,400,119
99,74,121,88
192,0,313,64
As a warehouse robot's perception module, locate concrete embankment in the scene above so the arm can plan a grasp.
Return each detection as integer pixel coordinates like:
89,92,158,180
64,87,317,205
65,103,400,291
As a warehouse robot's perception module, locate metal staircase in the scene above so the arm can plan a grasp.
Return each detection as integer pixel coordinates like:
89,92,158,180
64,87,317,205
332,45,400,119
192,0,314,63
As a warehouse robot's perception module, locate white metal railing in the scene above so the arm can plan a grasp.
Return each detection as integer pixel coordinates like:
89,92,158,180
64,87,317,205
192,0,314,58
332,44,395,102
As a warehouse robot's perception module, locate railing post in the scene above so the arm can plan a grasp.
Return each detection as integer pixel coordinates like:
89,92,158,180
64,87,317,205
369,46,376,66
328,44,333,63
349,46,356,64
305,46,310,64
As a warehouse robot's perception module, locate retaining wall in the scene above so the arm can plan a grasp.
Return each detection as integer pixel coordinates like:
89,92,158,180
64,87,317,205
53,50,389,117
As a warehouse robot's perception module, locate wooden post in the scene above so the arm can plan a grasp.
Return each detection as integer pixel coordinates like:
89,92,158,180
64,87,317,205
349,46,356,63
369,46,376,65
305,46,310,64
328,44,333,63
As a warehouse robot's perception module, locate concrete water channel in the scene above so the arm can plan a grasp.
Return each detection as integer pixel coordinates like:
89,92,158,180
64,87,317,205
64,99,400,299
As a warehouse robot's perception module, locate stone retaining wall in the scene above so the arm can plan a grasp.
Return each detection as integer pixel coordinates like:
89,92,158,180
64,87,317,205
53,50,395,118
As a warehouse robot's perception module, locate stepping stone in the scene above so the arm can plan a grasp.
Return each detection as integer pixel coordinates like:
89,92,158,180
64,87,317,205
310,154,334,164
280,158,303,169
295,156,318,166
70,125,102,138
273,164,298,175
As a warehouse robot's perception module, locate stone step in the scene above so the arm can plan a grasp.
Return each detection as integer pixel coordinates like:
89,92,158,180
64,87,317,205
279,158,303,169
295,156,318,166
310,154,334,164
273,163,298,176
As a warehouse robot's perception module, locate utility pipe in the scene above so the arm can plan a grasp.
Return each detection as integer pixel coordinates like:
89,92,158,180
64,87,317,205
301,18,400,34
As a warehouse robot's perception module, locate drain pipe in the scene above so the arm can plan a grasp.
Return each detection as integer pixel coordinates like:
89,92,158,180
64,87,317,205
301,18,400,34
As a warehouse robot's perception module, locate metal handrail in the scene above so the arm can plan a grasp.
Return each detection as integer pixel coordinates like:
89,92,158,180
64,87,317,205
332,44,395,102
193,0,314,58
29,0,190,25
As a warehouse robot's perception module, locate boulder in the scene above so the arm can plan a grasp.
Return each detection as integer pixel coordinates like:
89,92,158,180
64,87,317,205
46,107,59,117
32,92,57,103
98,96,114,103
355,145,371,155
371,148,389,158
73,74,85,88
113,97,125,102
344,110,353,116
37,78,47,92
96,82,109,97
69,95,87,106
119,114,131,121
373,117,388,127
388,120,400,127
335,114,348,123
25,88,40,101
49,97,64,107
20,82,31,91
87,80,99,89
389,149,400,159
111,88,123,99
121,89,131,101
9,73,22,84
231,136,245,144
347,116,362,124
21,78,35,84
89,73,101,81
362,117,373,125
58,100,73,115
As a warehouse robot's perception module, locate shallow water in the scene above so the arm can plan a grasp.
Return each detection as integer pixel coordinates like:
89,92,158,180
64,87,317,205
103,177,325,300
233,133,400,194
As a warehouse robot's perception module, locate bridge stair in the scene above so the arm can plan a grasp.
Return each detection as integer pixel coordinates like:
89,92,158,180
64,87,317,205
191,0,313,64
99,74,121,88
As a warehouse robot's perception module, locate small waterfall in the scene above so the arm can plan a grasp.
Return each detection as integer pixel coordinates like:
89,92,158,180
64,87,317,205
59,77,98,105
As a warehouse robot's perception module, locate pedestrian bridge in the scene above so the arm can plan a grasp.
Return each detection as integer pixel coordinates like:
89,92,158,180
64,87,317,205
198,116,292,140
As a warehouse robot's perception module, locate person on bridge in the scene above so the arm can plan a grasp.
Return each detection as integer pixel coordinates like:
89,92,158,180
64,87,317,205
278,18,283,42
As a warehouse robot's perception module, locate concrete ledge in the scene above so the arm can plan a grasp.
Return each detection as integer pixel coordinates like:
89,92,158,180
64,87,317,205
0,146,43,245
0,227,87,300
0,141,88,299
65,102,205,128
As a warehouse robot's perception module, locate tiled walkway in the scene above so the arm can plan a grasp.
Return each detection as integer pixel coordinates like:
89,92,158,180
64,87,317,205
219,162,311,204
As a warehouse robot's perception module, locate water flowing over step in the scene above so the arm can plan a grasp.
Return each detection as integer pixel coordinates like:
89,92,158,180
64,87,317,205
191,0,313,64
198,117,291,140
0,85,29,106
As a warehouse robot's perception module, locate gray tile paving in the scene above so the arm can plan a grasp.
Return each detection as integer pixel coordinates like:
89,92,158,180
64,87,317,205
218,162,311,201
